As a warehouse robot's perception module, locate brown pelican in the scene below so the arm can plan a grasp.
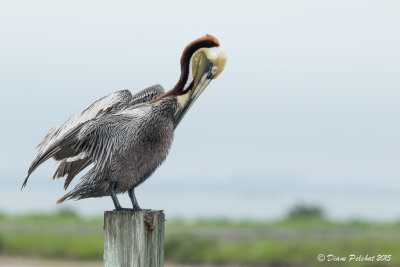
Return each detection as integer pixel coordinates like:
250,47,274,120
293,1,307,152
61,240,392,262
22,35,226,211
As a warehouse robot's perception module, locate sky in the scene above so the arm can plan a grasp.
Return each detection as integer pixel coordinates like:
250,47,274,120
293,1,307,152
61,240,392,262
0,1,399,221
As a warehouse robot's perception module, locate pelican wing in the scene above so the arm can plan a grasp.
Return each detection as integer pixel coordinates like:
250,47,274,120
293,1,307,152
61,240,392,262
53,106,151,203
35,90,132,161
72,106,150,170
22,84,164,189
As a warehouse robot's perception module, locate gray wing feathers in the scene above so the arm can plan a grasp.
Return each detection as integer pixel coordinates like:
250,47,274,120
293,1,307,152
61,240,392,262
22,124,85,189
23,84,165,190
56,168,109,203
55,112,147,203
129,84,164,107
36,90,132,155
74,117,128,170
53,157,92,189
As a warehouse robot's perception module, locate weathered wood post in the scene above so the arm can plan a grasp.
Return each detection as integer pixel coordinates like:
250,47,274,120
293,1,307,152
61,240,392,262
104,210,165,267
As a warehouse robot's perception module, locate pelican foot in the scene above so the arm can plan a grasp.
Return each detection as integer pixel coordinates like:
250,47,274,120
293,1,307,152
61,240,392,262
113,207,152,212
113,207,134,211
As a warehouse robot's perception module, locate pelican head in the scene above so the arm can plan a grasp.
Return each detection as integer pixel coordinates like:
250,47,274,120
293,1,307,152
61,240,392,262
151,34,226,126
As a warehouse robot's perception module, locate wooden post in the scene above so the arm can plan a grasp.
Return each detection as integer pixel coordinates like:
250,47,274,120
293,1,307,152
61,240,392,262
104,210,165,267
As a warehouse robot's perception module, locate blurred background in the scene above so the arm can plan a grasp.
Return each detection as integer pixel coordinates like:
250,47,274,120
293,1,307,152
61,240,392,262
0,0,399,266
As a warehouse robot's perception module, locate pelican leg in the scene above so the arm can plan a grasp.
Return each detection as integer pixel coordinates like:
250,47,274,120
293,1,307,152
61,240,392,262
109,182,131,211
128,188,142,211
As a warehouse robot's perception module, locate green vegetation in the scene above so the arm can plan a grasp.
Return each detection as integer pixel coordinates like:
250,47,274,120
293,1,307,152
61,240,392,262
0,209,400,266
287,204,324,219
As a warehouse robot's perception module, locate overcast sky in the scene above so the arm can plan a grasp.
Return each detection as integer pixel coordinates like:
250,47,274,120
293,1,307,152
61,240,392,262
0,1,399,220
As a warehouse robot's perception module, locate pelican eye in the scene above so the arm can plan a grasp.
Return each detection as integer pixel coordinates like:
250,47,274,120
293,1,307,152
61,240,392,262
211,66,218,75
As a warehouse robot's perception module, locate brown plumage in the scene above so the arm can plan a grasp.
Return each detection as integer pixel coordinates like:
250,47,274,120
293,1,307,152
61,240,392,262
22,35,226,210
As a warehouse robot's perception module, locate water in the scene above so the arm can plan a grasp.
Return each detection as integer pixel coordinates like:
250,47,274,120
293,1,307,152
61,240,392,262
4,172,400,222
